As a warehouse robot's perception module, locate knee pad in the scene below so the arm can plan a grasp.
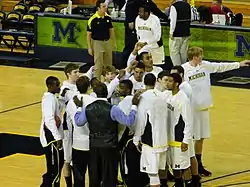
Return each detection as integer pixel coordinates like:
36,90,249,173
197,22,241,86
148,173,160,185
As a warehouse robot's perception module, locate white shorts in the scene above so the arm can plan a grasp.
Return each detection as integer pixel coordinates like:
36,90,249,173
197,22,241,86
138,45,165,65
168,147,190,170
63,130,73,163
188,139,195,158
193,110,210,140
140,145,167,174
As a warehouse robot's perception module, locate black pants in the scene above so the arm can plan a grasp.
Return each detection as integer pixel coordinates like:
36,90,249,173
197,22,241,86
125,140,149,187
89,147,119,187
121,25,137,69
41,142,64,187
72,148,90,187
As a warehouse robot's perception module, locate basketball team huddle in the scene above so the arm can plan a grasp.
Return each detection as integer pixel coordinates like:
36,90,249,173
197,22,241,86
39,45,250,187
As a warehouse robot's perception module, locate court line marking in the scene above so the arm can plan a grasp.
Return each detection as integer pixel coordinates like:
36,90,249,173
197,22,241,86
202,170,250,183
0,101,41,114
220,181,250,187
216,174,250,187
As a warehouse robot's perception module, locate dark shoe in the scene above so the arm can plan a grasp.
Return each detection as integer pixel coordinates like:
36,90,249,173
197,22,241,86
199,165,212,177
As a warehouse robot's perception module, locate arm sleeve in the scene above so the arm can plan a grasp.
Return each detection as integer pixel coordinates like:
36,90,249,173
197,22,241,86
133,97,148,146
147,17,161,45
74,107,87,127
84,66,94,80
110,105,137,126
107,77,120,98
127,53,137,67
179,97,193,144
44,97,62,141
205,61,240,73
169,6,177,35
108,17,114,29
87,19,92,32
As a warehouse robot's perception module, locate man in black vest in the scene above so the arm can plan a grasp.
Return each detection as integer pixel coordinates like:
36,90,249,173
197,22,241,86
74,82,141,187
169,0,193,66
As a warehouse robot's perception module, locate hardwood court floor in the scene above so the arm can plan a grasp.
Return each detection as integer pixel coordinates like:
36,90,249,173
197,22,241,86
1,66,250,187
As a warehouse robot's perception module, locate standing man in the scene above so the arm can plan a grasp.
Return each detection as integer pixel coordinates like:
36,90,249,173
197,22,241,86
166,73,193,187
66,76,95,187
133,73,169,187
169,0,194,66
59,63,80,187
122,0,168,69
74,82,141,187
182,46,250,176
87,0,117,80
135,4,165,66
40,76,64,187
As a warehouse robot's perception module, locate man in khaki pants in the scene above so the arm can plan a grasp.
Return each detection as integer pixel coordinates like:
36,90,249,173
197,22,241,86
87,0,117,80
169,0,193,66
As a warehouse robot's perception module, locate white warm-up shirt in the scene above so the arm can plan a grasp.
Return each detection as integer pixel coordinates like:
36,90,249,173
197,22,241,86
133,89,169,151
135,14,162,49
166,90,193,146
40,92,63,147
182,61,240,110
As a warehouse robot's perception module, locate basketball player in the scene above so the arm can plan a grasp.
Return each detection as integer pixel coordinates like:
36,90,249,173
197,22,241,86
129,62,146,94
102,65,117,86
59,63,80,187
127,43,163,78
135,4,165,66
133,73,169,187
166,73,193,187
157,70,169,92
182,46,250,176
171,65,201,187
66,76,95,187
74,82,141,187
40,76,64,187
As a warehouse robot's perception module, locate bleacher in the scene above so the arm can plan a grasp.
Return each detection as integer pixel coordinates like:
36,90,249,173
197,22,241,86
0,0,64,55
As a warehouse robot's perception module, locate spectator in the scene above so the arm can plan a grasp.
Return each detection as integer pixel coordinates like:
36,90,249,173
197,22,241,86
212,0,243,26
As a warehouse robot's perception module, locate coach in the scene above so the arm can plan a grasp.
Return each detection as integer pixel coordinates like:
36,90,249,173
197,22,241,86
87,0,117,80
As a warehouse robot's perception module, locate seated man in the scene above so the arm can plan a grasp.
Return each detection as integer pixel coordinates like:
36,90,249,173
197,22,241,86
212,0,243,26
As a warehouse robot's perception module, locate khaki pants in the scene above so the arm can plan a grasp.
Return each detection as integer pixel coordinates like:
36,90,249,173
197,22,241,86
93,40,112,80
169,37,189,66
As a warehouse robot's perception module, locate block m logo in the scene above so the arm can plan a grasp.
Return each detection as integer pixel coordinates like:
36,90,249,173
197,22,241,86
235,34,250,57
53,21,77,43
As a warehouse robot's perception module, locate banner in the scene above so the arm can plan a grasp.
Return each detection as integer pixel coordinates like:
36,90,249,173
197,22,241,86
37,16,88,49
36,15,250,62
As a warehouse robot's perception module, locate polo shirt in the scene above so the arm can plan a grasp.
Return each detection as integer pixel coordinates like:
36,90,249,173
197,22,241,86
87,12,113,41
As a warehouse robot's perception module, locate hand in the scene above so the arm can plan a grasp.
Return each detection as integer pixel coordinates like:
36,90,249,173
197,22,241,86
73,96,83,107
88,48,93,56
61,88,70,97
132,92,142,106
134,42,144,52
135,89,146,95
128,22,134,30
137,42,147,48
240,60,250,67
130,60,138,69
181,142,188,152
56,140,63,149
118,69,126,79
